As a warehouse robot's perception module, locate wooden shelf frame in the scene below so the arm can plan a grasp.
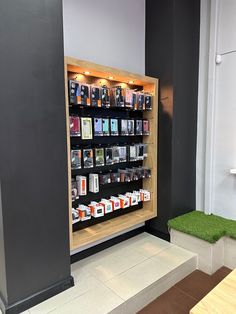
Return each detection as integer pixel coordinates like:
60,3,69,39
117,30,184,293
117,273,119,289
64,56,158,252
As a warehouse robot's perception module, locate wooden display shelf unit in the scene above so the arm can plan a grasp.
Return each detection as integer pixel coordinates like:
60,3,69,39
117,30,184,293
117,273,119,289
64,56,158,252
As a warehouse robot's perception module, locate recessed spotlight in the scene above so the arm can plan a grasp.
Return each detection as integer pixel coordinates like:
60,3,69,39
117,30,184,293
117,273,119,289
129,80,134,84
84,71,90,75
108,76,114,80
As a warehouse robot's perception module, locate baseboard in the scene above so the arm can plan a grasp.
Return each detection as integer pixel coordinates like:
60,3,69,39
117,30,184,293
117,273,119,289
0,276,74,314
71,226,145,263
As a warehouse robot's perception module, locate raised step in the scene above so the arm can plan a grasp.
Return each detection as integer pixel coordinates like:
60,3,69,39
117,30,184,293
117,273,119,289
28,233,197,314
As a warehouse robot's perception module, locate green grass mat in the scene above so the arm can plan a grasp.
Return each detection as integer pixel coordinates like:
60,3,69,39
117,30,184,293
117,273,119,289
168,211,236,243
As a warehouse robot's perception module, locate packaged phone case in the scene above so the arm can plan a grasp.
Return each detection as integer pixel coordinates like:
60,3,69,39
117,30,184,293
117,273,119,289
70,116,81,136
129,145,137,161
110,171,120,183
143,119,150,135
83,148,94,168
71,149,82,169
94,118,103,136
110,118,119,136
135,119,143,135
101,85,110,108
72,208,80,223
81,117,93,140
99,172,111,185
91,86,102,107
137,92,145,110
76,175,87,195
71,178,79,201
121,119,128,136
119,146,127,162
68,80,80,105
80,84,91,106
110,86,125,107
145,94,152,110
125,89,134,109
105,147,113,165
102,118,110,136
95,147,105,166
136,144,144,160
89,173,99,193
112,146,120,164
127,119,135,135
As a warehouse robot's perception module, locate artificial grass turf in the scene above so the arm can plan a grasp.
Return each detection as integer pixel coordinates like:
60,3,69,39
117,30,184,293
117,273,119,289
168,211,236,243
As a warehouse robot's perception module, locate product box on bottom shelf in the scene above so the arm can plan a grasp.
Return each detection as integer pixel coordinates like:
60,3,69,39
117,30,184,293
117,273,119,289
89,202,104,218
100,199,113,214
77,205,91,221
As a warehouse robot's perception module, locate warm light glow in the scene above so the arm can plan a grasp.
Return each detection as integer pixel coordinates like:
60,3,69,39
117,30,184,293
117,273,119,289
108,76,114,80
129,80,134,84
84,71,90,75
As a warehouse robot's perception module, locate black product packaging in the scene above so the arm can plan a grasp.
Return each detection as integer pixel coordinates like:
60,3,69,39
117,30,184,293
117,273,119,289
136,144,144,160
145,94,152,110
91,86,102,107
102,118,110,136
127,119,135,135
119,146,127,162
110,171,120,183
105,147,114,165
110,86,125,107
112,146,120,164
110,118,119,136
83,148,94,168
80,84,91,106
99,172,111,185
95,147,105,166
69,80,80,105
94,118,103,136
121,119,128,136
137,92,145,110
101,86,110,107
71,149,82,169
136,119,143,135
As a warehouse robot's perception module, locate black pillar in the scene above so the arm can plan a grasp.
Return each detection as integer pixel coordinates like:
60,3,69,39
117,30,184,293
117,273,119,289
145,0,200,239
0,1,73,313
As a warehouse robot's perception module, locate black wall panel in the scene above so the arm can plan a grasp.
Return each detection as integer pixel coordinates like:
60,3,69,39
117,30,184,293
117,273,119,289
145,0,200,237
0,1,73,312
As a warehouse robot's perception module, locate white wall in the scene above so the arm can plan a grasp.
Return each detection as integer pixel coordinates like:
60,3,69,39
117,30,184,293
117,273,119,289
62,0,145,74
197,0,236,220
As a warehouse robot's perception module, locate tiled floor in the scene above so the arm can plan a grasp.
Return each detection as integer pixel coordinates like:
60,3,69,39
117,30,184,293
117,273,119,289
138,267,232,314
25,232,196,314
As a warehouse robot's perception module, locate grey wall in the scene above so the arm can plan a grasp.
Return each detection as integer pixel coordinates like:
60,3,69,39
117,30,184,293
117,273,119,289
62,0,145,74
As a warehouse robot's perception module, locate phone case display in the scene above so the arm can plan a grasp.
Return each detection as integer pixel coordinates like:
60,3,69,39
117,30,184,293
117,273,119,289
100,199,113,214
136,119,143,135
89,202,104,218
71,149,82,169
99,172,111,185
137,92,145,110
95,147,105,166
89,173,99,193
143,119,150,135
94,118,103,136
105,147,113,165
91,86,102,107
110,86,125,107
102,118,110,136
76,175,87,195
127,119,135,135
121,119,128,136
145,94,152,110
81,117,93,140
110,196,121,210
119,146,127,162
118,194,130,208
110,118,119,136
70,116,81,136
101,86,110,108
77,205,91,221
69,80,79,105
83,148,94,168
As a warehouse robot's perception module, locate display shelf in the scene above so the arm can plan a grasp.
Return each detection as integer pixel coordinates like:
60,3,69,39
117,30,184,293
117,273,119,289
64,56,158,251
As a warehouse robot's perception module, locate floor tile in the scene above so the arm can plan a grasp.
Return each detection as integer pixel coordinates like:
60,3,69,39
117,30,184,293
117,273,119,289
212,266,232,285
48,283,124,314
151,244,196,269
105,257,172,300
29,272,101,314
138,286,197,314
